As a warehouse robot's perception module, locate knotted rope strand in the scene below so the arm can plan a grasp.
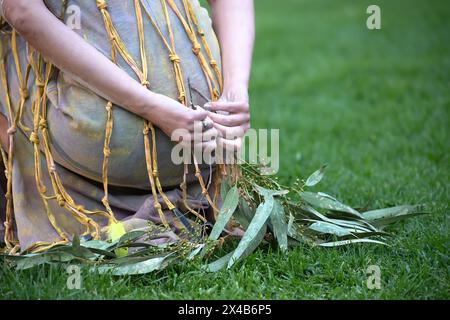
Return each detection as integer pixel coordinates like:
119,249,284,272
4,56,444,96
0,39,19,250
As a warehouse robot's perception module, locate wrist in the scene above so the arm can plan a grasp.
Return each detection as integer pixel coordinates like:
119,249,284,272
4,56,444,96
134,89,161,121
221,81,249,102
223,77,249,94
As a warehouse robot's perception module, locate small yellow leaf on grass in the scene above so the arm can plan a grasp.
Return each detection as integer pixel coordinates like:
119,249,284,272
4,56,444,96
108,222,128,257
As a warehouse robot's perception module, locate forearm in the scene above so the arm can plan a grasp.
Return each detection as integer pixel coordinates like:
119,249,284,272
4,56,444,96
2,0,160,120
209,0,255,91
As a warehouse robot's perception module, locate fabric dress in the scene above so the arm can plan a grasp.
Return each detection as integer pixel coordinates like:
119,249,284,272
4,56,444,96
0,0,223,252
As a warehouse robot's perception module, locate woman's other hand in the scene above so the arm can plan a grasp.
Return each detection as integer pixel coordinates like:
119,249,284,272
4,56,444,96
204,84,250,151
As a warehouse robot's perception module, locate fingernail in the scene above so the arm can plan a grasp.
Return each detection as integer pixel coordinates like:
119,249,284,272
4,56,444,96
203,102,211,111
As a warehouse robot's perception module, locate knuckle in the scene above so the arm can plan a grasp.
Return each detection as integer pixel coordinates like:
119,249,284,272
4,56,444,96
185,113,195,123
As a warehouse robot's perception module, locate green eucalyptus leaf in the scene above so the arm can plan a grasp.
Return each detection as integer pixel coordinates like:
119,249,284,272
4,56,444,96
300,204,375,232
287,213,306,243
187,244,205,260
308,221,356,237
208,186,240,241
117,230,147,246
269,199,288,252
220,179,231,202
72,234,81,249
205,252,233,272
16,251,77,270
70,234,97,259
253,184,289,198
227,197,274,268
300,191,362,218
362,205,426,227
95,254,172,275
116,242,155,249
318,238,387,247
305,165,327,187
234,198,255,229
85,247,116,258
81,239,114,251
15,254,51,270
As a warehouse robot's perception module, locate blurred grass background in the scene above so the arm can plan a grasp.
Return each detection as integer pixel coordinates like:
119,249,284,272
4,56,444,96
1,0,449,299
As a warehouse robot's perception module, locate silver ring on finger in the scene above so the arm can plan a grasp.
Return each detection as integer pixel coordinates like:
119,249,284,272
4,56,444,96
202,119,213,131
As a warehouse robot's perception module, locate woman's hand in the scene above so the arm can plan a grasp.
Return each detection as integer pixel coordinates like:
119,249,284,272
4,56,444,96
204,84,250,151
208,0,254,152
145,93,218,146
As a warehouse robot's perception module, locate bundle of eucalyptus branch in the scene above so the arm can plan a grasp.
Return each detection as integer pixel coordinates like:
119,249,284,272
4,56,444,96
1,162,425,275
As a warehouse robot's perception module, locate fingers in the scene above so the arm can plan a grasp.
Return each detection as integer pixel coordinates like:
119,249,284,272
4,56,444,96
213,122,249,139
218,136,243,152
193,139,217,154
183,108,208,132
189,108,209,122
204,101,249,114
198,126,218,142
207,111,250,127
177,126,218,145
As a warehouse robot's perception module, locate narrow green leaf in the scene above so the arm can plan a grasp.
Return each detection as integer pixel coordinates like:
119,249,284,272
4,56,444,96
269,199,288,252
304,165,327,187
362,205,426,227
72,234,81,249
287,213,308,243
300,191,362,218
84,247,116,258
187,244,205,260
220,179,231,202
300,204,374,232
81,240,113,250
253,184,288,198
117,230,147,246
208,186,240,241
227,197,274,268
16,252,77,270
16,254,51,270
234,198,254,229
70,234,97,259
205,252,234,272
95,255,171,275
308,221,356,237
318,238,387,247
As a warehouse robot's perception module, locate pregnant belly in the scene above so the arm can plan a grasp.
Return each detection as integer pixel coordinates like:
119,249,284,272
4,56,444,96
44,0,221,189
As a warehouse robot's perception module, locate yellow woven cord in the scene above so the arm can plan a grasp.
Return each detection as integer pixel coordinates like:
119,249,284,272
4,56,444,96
99,19,119,226
134,0,182,227
138,1,206,223
166,0,218,99
0,39,19,251
179,0,229,211
141,0,219,214
96,0,174,228
166,0,223,214
0,146,19,253
27,51,70,243
11,31,32,134
183,0,222,94
27,54,102,242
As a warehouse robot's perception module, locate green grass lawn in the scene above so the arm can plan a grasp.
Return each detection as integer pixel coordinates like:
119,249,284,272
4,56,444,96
1,0,449,299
